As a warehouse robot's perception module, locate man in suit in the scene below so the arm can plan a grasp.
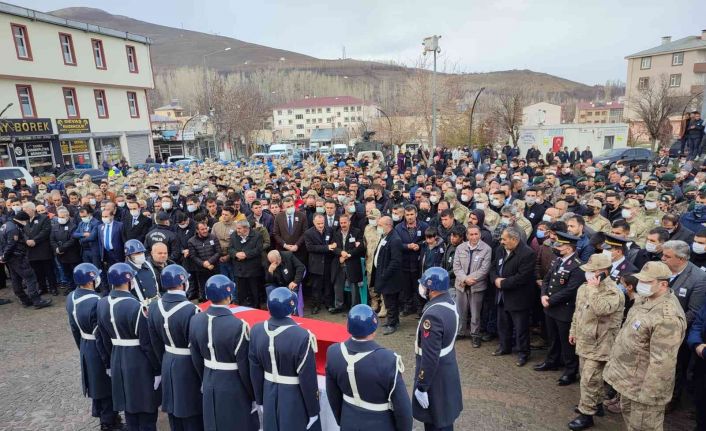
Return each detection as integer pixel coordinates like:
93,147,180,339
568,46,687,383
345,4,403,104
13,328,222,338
580,146,593,162
265,250,305,294
22,202,57,295
331,213,366,311
372,216,403,335
99,209,125,274
304,213,336,314
73,206,102,272
273,197,307,264
229,220,265,308
490,226,537,366
323,199,340,231
122,200,152,243
249,200,274,235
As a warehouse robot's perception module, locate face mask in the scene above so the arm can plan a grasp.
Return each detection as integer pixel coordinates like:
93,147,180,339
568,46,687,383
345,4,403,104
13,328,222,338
491,199,502,207
475,202,486,210
162,202,172,210
621,209,632,219
130,209,140,217
636,281,653,297
429,196,439,204
131,254,146,266
179,222,189,229
12,205,21,213
602,249,613,259
501,217,511,226
286,207,295,215
315,207,325,214
536,230,545,239
392,214,401,222
183,204,197,213
585,207,596,217
81,216,92,223
149,192,157,199
347,205,356,214
645,242,658,253
418,284,428,299
584,271,595,282
102,217,111,224
461,195,471,202
264,192,271,199
565,196,575,203
693,243,706,254
94,275,102,289
376,227,384,235
337,195,346,203
645,201,657,210
617,167,625,174
499,174,507,180
368,219,378,226
117,201,125,208
57,217,68,225
455,184,463,190
542,214,553,223
89,199,97,206
525,197,536,206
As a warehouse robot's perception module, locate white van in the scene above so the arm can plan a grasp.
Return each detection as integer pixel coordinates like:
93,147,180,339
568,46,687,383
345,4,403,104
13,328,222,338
0,166,33,188
268,143,293,157
332,144,348,155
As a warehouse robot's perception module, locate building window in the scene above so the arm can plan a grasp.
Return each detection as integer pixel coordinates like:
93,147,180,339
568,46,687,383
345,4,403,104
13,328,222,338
640,57,651,70
669,73,682,87
126,45,138,73
63,87,80,118
127,91,139,118
337,112,341,117
295,114,303,120
278,120,282,125
296,124,304,129
344,117,349,122
92,39,107,69
305,109,310,114
287,110,292,115
297,133,304,138
306,119,310,124
344,107,348,112
317,108,322,113
357,106,362,111
59,33,76,65
94,90,108,118
11,23,32,60
357,116,362,121
277,110,282,115
672,52,684,66
638,77,650,90
16,85,36,118
326,108,331,113
288,120,293,125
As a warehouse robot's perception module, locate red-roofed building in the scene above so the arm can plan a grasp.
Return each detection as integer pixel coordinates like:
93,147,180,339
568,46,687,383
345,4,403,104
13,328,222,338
574,100,624,124
273,96,378,141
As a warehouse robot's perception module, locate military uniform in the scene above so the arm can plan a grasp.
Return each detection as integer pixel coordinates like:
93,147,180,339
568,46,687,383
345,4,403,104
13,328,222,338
190,305,259,431
325,339,412,431
248,315,321,431
569,273,625,416
364,221,384,312
412,290,463,429
147,292,203,430
516,216,533,239
585,214,611,234
627,218,650,249
129,260,160,308
0,219,41,305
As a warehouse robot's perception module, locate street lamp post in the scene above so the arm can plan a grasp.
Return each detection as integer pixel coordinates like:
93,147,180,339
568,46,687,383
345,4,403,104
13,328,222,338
0,103,13,118
375,107,393,147
467,88,485,149
423,36,441,152
202,47,231,112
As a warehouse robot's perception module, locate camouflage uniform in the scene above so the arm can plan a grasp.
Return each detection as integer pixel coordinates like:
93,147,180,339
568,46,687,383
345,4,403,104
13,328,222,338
570,275,625,415
516,216,533,239
364,218,384,312
642,192,665,231
451,202,470,226
585,214,611,234
604,287,686,430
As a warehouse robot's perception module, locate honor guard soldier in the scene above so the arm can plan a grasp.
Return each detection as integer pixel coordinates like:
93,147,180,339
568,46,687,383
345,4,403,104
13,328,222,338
125,240,160,309
96,263,162,431
249,287,321,431
413,267,463,431
67,263,121,430
147,265,203,430
189,275,259,431
325,304,413,431
534,231,584,386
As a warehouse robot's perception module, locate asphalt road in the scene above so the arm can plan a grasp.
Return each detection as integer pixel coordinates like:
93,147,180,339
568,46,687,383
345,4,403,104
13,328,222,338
0,288,695,430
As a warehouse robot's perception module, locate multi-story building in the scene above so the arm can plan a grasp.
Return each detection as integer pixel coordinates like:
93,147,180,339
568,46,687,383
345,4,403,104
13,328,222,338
272,96,378,142
522,102,562,126
624,31,706,140
575,101,624,124
0,2,154,173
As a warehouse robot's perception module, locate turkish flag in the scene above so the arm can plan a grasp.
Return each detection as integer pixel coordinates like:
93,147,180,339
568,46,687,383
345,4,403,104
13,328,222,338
552,136,564,152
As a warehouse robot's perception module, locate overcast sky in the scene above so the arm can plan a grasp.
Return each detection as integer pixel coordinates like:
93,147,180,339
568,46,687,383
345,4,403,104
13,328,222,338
14,0,706,85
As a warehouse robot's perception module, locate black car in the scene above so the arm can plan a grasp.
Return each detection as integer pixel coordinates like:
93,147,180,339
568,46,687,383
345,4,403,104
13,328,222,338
669,139,684,158
594,147,653,171
57,168,108,185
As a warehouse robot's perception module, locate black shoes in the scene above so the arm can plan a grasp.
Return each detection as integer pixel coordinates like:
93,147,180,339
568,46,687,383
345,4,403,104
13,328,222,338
516,357,528,367
471,335,481,348
383,325,398,335
574,404,604,417
33,297,52,309
492,348,511,356
311,306,320,315
481,332,496,342
0,298,11,305
400,309,415,317
568,413,594,430
533,362,559,372
328,307,343,314
558,374,577,386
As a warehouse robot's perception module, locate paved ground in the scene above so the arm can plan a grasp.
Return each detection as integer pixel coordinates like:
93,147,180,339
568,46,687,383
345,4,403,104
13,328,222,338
0,288,696,430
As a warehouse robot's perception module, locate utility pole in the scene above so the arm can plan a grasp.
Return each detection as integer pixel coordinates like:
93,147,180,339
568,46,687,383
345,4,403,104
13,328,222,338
423,35,441,151
468,88,485,148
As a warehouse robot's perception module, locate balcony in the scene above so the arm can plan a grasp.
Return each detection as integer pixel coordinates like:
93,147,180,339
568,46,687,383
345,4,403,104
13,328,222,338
695,62,706,73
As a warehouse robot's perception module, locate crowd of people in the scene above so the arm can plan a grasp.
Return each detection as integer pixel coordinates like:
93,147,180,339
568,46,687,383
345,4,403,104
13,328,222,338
2,131,706,430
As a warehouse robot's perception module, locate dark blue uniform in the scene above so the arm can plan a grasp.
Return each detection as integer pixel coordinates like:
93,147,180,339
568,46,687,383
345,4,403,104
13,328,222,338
147,292,202,430
0,219,40,304
413,291,463,430
66,288,117,426
249,316,321,431
129,260,160,307
325,339,412,431
189,305,259,431
96,290,161,430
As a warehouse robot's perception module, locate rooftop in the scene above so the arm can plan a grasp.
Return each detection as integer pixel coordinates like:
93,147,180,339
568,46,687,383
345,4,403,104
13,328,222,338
626,34,706,59
576,101,624,111
274,96,370,110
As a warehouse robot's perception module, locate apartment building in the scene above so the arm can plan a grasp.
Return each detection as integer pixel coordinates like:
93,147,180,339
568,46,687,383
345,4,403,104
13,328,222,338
0,2,154,173
575,101,624,124
624,31,706,140
272,96,378,142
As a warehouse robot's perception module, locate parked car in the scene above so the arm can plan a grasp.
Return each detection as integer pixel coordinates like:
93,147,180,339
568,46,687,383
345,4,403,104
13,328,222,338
594,147,653,171
669,140,683,158
135,163,165,171
57,168,107,184
167,155,199,164
0,166,33,188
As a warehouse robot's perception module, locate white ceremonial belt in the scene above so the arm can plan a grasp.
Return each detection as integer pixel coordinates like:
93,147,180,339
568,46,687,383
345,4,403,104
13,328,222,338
343,394,392,412
415,345,454,357
165,345,191,356
111,338,140,347
264,371,299,384
80,333,96,340
204,359,238,371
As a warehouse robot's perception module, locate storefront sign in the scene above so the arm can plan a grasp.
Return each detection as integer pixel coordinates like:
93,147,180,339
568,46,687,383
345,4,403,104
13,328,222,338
25,142,52,157
56,118,91,134
0,118,53,137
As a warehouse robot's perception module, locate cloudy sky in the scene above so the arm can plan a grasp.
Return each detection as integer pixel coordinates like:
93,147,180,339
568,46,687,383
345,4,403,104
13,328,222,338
15,0,705,85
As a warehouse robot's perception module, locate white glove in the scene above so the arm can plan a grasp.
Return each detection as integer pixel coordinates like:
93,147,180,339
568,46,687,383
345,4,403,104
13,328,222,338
257,405,263,414
414,389,429,409
251,401,257,414
306,415,319,430
105,369,111,378
153,375,162,390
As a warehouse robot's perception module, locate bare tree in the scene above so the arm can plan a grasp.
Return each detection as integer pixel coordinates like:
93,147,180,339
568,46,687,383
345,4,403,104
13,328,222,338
491,89,526,146
630,75,689,152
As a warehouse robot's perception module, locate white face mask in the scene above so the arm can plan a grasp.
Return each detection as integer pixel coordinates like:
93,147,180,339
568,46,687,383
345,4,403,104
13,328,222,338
460,195,471,202
117,201,125,207
542,214,553,223
491,199,502,207
621,209,632,219
376,227,384,235
102,217,111,224
130,209,140,217
392,214,401,222
347,205,356,214
693,243,706,255
501,217,511,225
187,205,198,213
499,174,507,180
475,202,486,210
636,281,653,297
368,219,378,226
94,275,102,289
584,271,595,282
57,217,68,225
645,242,658,253
525,197,536,206
89,199,97,206
81,216,92,223
418,283,428,299
11,205,21,213
149,192,157,199
162,202,172,210
645,201,658,210
602,249,613,259
430,196,439,204
131,254,146,266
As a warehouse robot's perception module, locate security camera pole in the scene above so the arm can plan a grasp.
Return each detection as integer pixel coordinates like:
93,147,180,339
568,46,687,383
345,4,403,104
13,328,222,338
423,35,441,151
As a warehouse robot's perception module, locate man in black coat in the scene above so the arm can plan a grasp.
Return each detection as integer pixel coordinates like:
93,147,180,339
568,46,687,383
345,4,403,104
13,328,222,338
489,226,537,366
50,207,81,294
264,250,305,292
303,213,336,314
23,202,57,295
122,201,152,243
580,146,593,162
371,216,403,335
331,213,366,311
228,220,264,308
535,232,584,385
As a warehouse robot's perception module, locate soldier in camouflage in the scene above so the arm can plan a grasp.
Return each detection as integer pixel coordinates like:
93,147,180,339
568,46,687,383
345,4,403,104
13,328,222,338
567,254,625,430
603,261,686,431
641,191,665,231
583,199,611,234
364,208,386,317
621,199,649,248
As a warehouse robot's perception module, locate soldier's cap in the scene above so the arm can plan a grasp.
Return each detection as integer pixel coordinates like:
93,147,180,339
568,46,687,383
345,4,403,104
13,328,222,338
555,231,580,245
156,211,170,222
576,176,588,183
147,184,160,191
634,189,646,196
684,185,697,194
645,191,660,202
660,194,672,203
168,185,179,193
587,199,603,209
560,179,574,186
444,190,457,201
593,187,606,193
595,176,606,183
192,185,202,193
580,254,612,272
367,208,381,219
661,173,676,182
622,198,641,209
601,233,629,249
13,211,30,222
634,261,672,282
532,176,545,185
623,189,636,195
